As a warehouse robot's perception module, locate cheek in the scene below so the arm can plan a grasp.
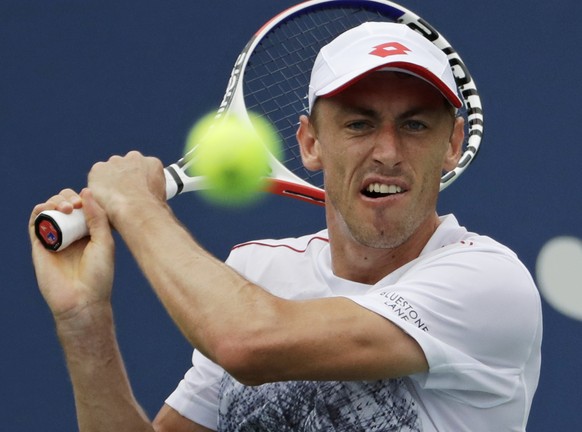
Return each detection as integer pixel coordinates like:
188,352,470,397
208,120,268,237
412,145,449,191
428,137,454,172
324,143,357,176
320,151,342,188
318,145,353,196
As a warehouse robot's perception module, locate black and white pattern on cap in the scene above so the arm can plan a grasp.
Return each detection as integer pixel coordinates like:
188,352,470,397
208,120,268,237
217,375,420,431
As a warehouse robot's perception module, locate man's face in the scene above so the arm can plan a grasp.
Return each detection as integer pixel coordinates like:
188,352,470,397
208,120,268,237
299,72,464,250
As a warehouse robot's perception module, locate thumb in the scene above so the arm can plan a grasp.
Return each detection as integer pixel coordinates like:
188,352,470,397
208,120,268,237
80,188,114,248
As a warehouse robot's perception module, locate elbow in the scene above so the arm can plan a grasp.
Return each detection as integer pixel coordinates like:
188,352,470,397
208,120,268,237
213,327,284,386
212,330,276,387
206,291,288,386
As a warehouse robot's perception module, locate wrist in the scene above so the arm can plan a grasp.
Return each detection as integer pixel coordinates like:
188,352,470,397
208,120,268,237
107,193,172,233
54,300,114,339
54,302,125,383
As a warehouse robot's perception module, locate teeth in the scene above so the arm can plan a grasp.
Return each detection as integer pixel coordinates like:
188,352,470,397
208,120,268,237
366,183,403,194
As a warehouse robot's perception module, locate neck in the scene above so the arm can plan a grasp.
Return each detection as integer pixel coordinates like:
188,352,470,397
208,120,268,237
328,213,440,285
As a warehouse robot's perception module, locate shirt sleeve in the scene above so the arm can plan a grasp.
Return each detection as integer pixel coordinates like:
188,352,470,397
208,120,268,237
344,246,541,408
165,349,224,430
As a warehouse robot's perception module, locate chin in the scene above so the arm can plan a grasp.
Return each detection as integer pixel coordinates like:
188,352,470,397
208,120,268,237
348,224,409,250
350,211,424,250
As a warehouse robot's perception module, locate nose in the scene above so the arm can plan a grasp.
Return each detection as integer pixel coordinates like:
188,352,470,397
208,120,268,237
372,125,403,168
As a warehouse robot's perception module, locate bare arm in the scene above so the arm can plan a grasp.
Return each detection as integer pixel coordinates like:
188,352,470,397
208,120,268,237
56,303,154,431
30,189,211,432
88,152,428,386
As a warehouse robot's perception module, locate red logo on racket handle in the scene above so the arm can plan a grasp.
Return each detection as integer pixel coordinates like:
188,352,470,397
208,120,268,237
369,42,410,58
35,217,62,251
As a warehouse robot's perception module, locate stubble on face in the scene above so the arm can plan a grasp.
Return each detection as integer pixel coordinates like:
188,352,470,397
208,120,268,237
311,73,457,253
326,167,440,251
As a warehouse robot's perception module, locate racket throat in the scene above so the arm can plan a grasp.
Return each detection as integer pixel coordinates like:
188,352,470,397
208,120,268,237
267,179,325,206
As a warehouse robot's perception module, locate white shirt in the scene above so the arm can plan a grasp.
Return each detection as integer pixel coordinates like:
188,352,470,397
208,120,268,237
166,215,542,431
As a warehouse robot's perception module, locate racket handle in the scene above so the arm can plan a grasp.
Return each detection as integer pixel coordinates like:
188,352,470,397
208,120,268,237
34,209,88,251
35,170,181,251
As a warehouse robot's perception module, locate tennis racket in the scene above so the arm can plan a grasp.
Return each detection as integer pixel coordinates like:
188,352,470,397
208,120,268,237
35,0,484,251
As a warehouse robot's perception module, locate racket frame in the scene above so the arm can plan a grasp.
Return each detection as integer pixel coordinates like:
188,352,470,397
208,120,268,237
35,0,484,251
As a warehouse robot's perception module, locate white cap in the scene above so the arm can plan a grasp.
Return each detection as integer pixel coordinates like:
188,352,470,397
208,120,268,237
308,22,462,112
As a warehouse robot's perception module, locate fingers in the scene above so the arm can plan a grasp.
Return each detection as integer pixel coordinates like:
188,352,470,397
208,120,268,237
32,188,82,214
29,188,83,231
93,151,162,171
88,151,166,208
29,151,164,244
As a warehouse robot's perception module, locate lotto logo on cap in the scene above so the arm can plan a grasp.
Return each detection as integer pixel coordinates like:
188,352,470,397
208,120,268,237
369,41,411,58
308,22,462,112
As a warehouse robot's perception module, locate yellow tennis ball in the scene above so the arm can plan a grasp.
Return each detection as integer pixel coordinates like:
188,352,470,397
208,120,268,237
185,112,281,206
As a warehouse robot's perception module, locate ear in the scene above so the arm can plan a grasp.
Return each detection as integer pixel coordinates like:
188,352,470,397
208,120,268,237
442,116,465,172
296,114,323,171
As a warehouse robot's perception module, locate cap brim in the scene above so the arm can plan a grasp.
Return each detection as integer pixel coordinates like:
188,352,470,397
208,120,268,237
316,61,462,109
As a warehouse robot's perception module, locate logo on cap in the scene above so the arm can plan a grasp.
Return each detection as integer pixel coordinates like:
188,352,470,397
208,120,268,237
369,42,411,58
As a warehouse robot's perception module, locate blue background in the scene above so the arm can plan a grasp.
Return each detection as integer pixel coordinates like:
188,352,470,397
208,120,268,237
2,1,581,430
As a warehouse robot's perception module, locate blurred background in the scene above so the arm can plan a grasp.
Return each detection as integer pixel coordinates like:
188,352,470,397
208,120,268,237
2,0,580,430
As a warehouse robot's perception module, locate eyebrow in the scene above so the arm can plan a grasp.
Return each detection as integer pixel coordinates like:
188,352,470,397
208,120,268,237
337,104,442,121
396,107,439,120
335,104,380,120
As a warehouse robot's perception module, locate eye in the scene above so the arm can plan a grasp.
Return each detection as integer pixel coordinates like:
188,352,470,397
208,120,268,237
346,119,373,133
403,119,428,132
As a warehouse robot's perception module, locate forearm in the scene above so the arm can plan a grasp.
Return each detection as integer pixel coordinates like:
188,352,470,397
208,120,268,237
108,197,427,385
109,198,276,363
56,303,153,432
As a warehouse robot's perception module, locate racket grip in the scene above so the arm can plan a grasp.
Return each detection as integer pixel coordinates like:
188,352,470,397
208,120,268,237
34,209,89,251
35,170,180,252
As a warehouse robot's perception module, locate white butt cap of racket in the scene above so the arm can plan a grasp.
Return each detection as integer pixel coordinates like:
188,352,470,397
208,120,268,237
34,209,89,251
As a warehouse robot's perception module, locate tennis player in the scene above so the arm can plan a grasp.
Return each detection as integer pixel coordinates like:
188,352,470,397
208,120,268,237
29,22,541,431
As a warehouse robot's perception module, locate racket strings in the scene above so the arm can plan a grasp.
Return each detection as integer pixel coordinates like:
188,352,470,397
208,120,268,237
243,6,402,188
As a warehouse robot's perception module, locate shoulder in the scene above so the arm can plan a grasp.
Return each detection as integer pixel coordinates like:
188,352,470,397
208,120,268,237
412,220,540,314
429,218,535,293
392,219,542,362
422,214,534,287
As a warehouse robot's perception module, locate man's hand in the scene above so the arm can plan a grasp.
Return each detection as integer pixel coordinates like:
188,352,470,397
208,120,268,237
87,151,167,227
29,188,115,324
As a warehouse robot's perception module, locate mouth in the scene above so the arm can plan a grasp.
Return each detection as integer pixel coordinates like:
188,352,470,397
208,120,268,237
361,182,406,199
